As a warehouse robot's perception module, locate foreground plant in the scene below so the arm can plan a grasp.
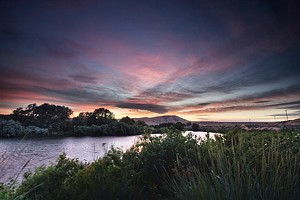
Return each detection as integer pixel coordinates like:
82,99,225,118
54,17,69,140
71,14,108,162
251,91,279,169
168,130,300,200
2,129,300,200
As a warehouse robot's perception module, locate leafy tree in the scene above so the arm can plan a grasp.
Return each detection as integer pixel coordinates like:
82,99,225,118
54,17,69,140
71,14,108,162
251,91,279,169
174,122,185,131
12,103,73,128
72,112,90,126
191,123,200,131
34,103,73,128
136,120,147,126
12,104,37,126
87,108,115,126
120,116,135,125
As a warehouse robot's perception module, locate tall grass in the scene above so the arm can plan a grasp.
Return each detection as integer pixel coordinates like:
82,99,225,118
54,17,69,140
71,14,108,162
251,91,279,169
168,131,300,200
1,129,299,199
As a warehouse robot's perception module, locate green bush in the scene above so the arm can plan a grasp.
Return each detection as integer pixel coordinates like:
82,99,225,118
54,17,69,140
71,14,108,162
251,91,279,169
4,129,300,200
168,130,300,200
122,129,201,199
15,154,84,200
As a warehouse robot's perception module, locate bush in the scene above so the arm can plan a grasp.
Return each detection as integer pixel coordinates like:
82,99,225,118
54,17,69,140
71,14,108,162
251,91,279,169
0,120,49,137
15,154,84,200
72,122,144,137
4,129,300,200
168,130,300,200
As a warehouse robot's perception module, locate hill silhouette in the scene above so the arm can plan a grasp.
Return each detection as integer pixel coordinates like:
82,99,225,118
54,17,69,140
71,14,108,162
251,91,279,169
134,115,189,125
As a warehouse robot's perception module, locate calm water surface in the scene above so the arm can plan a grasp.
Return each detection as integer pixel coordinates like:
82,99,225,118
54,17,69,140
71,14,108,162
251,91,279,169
0,131,218,184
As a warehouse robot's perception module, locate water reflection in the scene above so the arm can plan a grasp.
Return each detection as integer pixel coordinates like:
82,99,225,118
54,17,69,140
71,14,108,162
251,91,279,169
0,136,138,184
0,131,219,184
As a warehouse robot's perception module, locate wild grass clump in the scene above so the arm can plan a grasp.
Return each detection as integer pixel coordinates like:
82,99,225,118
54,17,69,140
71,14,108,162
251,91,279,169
168,129,300,200
1,129,299,199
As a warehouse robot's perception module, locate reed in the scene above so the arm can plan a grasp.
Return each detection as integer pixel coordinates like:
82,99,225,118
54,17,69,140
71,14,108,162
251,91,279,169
168,131,300,200
1,129,299,199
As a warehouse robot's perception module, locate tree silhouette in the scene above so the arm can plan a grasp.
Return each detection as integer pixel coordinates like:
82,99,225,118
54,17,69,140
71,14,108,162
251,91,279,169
12,103,73,128
120,116,135,125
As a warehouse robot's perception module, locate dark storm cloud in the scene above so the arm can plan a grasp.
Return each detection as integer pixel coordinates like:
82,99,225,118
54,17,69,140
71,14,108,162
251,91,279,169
116,102,168,114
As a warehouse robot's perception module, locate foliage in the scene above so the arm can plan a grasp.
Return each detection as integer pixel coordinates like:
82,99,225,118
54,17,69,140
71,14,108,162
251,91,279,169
120,116,135,125
13,151,134,200
191,123,200,131
122,129,200,199
0,184,15,200
168,129,300,200
1,104,149,138
153,122,186,131
15,154,84,200
2,130,300,200
72,122,144,136
136,120,147,126
12,103,73,128
72,108,115,127
0,120,49,138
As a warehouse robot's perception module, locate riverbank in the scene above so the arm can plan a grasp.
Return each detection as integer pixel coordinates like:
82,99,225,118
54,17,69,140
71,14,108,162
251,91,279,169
0,131,219,184
1,129,300,200
0,119,145,138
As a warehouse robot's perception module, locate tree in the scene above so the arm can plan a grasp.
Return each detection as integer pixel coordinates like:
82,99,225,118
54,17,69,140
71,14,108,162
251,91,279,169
33,103,73,128
12,104,37,126
72,112,90,126
191,123,200,131
87,108,115,126
174,122,185,131
12,103,73,128
136,120,147,126
120,116,135,125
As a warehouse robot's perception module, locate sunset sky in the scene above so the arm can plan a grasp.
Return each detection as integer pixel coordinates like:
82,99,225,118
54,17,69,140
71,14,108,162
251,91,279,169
1,0,299,122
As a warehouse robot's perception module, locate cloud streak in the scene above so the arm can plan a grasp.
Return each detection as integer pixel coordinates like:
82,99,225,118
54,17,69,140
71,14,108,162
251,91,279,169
0,0,299,121
116,102,168,114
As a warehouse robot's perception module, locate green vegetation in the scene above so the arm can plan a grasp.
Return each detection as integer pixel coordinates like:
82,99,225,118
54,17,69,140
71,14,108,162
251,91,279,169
0,103,148,138
1,129,299,199
0,103,196,138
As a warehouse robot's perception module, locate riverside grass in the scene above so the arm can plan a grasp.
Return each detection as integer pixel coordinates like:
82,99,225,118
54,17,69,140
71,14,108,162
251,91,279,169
167,130,300,200
1,129,300,200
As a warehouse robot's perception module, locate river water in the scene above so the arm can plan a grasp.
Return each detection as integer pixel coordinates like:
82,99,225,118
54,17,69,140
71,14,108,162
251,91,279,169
0,131,218,184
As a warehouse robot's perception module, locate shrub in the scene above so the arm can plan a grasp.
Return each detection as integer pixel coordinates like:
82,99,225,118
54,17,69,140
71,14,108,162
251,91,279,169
4,129,300,200
168,130,300,200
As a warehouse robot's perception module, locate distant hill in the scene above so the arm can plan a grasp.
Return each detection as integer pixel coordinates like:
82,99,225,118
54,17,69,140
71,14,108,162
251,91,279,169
134,115,189,125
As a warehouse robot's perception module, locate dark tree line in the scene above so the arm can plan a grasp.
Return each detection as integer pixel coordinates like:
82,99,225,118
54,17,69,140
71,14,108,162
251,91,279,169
72,108,115,126
0,103,202,138
0,103,147,137
11,103,73,128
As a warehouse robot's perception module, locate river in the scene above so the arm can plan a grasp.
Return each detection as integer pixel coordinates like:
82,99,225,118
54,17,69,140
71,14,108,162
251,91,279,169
0,131,218,184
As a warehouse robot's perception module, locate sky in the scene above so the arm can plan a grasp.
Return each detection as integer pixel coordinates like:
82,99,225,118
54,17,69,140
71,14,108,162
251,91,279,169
0,0,299,122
